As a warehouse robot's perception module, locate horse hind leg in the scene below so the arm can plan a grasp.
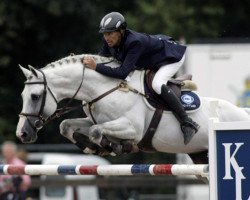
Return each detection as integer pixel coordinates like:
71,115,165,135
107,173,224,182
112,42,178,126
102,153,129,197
188,151,209,183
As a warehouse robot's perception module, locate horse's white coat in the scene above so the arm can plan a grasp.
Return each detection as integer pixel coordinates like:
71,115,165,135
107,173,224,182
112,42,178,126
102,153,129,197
16,54,250,154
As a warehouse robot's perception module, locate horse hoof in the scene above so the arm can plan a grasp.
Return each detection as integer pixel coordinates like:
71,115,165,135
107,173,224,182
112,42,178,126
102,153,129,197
121,141,140,153
83,147,96,154
96,149,114,156
110,152,117,156
100,136,113,152
111,144,123,155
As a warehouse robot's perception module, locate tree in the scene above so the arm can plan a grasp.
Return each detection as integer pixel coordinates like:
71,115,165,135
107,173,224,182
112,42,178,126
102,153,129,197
126,0,224,41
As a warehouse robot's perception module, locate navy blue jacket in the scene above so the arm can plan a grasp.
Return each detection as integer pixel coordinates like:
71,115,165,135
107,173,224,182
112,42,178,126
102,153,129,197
96,29,186,79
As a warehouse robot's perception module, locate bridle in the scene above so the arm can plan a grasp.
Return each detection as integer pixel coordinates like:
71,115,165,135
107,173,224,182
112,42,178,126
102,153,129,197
19,66,85,131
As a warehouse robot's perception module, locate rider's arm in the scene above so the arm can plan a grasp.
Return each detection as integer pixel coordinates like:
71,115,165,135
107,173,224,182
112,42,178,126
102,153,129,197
96,41,143,79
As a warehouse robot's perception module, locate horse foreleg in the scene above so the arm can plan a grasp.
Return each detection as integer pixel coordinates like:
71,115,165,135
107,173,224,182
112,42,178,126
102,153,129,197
89,116,138,142
60,117,93,142
89,116,139,154
59,117,105,154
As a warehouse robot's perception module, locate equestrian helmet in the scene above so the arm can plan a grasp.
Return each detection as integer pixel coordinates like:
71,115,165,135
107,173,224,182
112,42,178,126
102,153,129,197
99,12,127,33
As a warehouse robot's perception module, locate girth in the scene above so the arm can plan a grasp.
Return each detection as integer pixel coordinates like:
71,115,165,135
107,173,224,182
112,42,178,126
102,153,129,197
137,108,163,152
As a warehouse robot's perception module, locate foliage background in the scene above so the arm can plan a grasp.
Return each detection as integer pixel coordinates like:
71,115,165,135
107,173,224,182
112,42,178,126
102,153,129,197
0,0,250,146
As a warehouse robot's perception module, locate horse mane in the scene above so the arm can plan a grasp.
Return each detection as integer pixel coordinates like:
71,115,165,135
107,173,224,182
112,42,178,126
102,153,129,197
42,54,118,70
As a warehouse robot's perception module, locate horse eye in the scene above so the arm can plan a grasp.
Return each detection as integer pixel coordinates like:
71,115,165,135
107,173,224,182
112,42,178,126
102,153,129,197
31,94,40,101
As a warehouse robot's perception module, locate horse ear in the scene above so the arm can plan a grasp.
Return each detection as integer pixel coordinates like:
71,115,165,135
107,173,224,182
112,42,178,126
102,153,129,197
19,64,31,79
28,65,38,78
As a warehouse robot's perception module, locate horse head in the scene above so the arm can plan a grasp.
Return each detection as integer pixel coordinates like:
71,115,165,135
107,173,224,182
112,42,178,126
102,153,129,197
16,65,58,143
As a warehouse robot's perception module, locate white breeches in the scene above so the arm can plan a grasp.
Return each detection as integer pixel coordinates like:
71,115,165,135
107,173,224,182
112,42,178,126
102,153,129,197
152,54,185,94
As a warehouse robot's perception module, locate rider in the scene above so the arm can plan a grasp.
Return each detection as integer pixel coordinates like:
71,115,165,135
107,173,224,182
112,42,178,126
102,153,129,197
83,12,200,145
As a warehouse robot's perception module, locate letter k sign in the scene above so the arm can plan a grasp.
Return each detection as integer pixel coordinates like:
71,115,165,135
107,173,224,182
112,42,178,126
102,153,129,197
222,143,250,200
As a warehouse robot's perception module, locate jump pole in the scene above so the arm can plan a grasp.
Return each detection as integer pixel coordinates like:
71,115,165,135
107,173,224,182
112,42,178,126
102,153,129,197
0,164,208,177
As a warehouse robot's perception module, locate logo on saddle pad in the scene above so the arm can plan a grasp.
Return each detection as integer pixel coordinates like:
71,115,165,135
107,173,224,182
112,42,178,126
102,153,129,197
180,91,200,111
181,94,194,104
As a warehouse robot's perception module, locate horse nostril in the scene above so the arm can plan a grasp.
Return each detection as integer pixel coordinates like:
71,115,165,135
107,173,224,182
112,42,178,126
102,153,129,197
21,131,27,139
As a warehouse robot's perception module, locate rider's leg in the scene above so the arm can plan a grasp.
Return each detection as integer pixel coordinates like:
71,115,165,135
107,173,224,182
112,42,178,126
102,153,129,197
160,85,199,144
152,55,200,145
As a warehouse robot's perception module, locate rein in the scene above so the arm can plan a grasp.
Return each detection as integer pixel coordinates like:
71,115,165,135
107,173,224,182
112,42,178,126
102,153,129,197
40,65,86,126
85,81,148,124
19,63,148,129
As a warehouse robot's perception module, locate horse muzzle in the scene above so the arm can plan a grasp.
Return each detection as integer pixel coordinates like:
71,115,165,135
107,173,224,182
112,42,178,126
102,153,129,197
16,117,38,143
17,131,37,143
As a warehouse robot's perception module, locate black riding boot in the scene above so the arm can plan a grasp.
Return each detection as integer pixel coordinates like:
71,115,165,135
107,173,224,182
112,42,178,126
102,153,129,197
161,84,200,145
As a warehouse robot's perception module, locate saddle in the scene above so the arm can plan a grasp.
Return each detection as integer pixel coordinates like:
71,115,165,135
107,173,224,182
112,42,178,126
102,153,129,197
144,70,200,111
137,70,201,152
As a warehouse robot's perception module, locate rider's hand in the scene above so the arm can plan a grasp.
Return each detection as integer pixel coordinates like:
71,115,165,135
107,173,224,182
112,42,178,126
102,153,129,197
82,57,97,70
